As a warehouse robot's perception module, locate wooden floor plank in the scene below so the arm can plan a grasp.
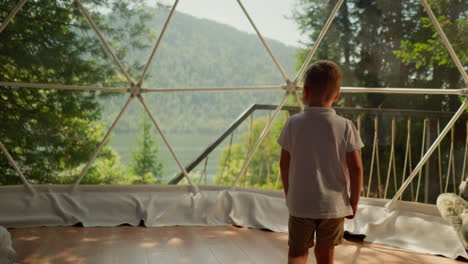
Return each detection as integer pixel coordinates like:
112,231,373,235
76,227,114,264
11,226,86,264
52,227,90,263
8,226,465,264
142,226,184,264
197,226,254,264
168,226,220,264
226,226,290,264
113,226,149,264
334,239,465,264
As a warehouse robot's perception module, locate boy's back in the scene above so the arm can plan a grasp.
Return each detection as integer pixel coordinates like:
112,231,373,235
278,60,364,264
278,107,363,219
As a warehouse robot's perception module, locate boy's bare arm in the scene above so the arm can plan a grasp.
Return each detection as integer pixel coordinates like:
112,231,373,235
280,149,290,196
346,150,363,219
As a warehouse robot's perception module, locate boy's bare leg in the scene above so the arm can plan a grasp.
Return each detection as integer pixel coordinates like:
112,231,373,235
314,246,334,264
288,248,309,264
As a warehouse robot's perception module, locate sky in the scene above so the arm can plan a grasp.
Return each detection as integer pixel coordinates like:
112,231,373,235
150,0,308,47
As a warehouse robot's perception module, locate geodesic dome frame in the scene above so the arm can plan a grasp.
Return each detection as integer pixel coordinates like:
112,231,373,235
0,0,467,259
1,0,466,204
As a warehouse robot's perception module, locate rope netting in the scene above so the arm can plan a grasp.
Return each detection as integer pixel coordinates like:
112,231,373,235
209,106,467,205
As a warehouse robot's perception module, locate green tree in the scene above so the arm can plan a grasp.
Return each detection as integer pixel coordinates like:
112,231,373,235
130,114,164,184
214,114,286,190
56,148,132,185
0,0,152,185
393,0,467,90
293,0,465,110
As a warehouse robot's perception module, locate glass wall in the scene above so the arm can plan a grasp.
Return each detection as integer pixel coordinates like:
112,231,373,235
1,0,466,204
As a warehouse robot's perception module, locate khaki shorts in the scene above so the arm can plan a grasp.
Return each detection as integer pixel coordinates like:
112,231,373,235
288,215,344,250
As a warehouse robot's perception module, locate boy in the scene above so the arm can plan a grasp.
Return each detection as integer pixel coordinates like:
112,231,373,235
278,60,364,264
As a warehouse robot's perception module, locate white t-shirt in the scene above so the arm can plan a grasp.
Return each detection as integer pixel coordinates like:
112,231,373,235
277,106,364,219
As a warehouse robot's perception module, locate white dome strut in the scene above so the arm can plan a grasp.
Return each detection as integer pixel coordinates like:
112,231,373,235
138,0,180,87
0,0,27,34
75,0,135,86
421,0,468,87
0,141,35,195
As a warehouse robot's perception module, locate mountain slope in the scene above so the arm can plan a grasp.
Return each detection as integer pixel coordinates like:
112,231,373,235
102,7,297,134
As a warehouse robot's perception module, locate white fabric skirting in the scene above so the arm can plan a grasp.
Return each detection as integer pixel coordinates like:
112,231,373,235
0,185,466,259
0,226,16,264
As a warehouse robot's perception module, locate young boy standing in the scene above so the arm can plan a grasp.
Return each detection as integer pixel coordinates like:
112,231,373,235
278,60,364,264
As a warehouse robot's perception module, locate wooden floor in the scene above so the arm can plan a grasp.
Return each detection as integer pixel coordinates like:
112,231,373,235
9,226,466,264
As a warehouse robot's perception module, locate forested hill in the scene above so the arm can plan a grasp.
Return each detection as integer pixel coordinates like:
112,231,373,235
143,10,297,88
102,7,297,134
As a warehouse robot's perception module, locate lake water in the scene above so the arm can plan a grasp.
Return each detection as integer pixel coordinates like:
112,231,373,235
109,132,229,184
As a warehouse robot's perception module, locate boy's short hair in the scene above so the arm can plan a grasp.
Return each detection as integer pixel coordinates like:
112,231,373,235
303,60,342,100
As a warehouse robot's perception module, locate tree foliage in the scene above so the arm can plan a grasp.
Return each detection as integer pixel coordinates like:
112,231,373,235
214,115,286,190
0,0,152,185
293,0,466,110
130,113,164,184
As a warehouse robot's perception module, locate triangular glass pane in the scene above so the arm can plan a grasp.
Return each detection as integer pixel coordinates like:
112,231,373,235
146,0,293,89
213,110,291,189
423,0,467,89
0,88,130,185
293,0,463,110
0,1,134,89
143,89,285,185
103,98,167,184
75,0,178,88
292,0,343,81
237,0,304,80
